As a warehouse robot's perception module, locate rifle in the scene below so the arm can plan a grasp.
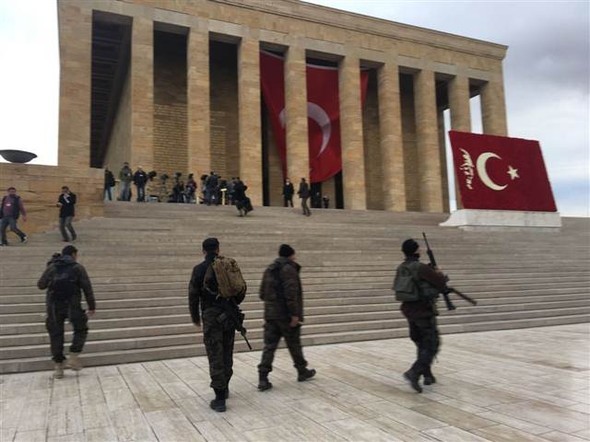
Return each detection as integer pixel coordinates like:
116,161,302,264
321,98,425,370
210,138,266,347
422,232,477,311
218,299,252,350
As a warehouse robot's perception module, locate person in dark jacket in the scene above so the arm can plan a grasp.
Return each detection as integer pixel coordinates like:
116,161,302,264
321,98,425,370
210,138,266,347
188,238,246,412
57,186,77,242
0,186,27,246
37,245,95,379
257,244,316,391
233,179,250,217
104,168,116,201
133,166,148,202
395,238,446,393
297,178,311,216
282,178,294,207
119,162,133,201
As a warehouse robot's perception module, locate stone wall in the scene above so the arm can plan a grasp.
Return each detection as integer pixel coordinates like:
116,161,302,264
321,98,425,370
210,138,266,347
153,31,188,178
0,164,104,235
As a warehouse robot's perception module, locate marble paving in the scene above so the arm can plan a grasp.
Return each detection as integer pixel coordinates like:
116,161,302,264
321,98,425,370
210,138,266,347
1,324,589,442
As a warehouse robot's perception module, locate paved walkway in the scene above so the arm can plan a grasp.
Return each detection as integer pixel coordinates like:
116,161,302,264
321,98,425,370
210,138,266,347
1,324,589,442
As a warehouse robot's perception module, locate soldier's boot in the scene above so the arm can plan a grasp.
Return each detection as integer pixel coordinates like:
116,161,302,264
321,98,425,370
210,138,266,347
258,373,273,391
67,352,83,371
297,368,316,382
403,369,422,393
53,362,64,379
224,388,229,399
210,389,226,412
423,367,436,386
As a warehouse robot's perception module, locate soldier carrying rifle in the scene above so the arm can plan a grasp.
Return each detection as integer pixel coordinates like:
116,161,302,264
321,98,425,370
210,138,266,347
393,236,476,393
393,238,447,393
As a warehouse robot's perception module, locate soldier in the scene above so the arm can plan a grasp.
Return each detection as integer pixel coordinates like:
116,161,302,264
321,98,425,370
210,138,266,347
38,245,96,379
394,238,446,393
188,238,246,412
257,244,316,391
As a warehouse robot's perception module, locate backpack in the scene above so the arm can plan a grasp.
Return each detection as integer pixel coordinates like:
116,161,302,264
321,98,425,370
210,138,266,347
204,256,247,299
50,264,79,302
393,261,421,302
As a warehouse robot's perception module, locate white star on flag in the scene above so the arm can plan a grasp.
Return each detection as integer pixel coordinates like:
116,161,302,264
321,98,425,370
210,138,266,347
507,165,519,180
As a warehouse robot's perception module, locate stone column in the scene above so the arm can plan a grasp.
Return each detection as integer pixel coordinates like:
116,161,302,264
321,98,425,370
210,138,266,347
285,45,309,184
130,17,154,170
57,3,92,168
448,74,471,209
238,35,262,206
480,72,508,136
414,68,444,212
449,75,471,132
378,61,406,211
339,54,366,210
187,23,210,178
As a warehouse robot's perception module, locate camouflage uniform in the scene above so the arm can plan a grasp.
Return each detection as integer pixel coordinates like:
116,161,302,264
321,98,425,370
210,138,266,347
38,254,95,363
398,255,446,384
189,253,245,391
258,256,308,374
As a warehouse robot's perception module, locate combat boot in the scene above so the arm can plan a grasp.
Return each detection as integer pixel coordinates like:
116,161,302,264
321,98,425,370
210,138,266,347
67,352,83,371
423,368,436,386
210,389,226,412
403,369,422,393
53,362,64,379
297,368,316,382
258,373,273,391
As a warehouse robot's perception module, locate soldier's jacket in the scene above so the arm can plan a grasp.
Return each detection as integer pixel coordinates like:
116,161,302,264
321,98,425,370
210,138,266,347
37,255,96,311
259,257,304,321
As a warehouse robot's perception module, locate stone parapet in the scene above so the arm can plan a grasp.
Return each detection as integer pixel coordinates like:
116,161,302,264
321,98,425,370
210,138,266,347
0,164,104,235
440,209,562,230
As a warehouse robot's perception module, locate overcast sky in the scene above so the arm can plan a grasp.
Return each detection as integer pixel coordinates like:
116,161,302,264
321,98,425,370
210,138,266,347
0,1,588,216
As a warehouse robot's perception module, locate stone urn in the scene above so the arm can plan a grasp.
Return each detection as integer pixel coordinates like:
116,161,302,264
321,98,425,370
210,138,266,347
0,150,38,163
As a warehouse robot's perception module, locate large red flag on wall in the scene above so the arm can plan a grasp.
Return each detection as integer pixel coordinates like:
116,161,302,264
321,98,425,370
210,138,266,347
449,131,557,212
260,51,369,183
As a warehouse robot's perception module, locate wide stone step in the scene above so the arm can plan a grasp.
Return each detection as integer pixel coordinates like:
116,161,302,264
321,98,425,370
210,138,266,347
1,313,587,374
2,305,588,361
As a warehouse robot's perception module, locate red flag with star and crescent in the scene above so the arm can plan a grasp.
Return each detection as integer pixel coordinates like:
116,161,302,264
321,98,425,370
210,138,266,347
449,131,557,212
260,51,369,183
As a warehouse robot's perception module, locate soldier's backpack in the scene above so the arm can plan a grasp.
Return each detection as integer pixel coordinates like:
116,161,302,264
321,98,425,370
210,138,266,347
205,256,247,298
393,261,421,302
50,264,79,302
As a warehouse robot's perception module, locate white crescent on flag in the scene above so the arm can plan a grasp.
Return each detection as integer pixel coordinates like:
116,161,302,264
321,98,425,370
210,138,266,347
279,103,332,159
476,152,507,191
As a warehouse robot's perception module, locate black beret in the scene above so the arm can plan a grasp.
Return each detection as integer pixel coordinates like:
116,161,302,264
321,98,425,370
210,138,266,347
401,239,419,256
202,237,220,252
279,244,295,258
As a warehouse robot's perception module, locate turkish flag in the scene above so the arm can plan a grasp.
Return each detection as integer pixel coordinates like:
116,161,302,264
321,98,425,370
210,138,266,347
260,51,369,183
449,131,557,212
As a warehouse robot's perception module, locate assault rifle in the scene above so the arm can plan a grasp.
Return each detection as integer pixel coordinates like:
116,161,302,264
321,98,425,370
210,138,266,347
218,299,252,350
422,232,477,311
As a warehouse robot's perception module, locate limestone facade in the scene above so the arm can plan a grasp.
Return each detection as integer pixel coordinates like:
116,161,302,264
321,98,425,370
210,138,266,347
55,0,508,213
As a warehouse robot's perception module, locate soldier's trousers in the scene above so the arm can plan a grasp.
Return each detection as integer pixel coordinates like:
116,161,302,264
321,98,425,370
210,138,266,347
407,316,440,375
202,308,236,390
46,303,88,363
258,319,307,374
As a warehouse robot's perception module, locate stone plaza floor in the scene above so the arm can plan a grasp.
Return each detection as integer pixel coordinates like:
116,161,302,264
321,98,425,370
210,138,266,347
1,323,589,442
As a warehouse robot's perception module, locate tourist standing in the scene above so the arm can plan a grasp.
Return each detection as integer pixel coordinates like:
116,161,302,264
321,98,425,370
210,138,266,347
118,162,133,201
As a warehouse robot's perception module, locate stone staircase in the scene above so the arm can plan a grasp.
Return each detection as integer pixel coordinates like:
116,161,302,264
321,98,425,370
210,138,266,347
1,202,589,374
